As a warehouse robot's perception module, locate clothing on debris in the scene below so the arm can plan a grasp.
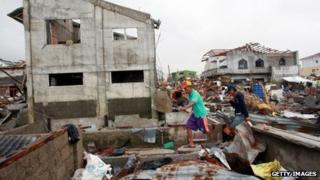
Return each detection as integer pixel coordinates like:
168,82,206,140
63,124,80,144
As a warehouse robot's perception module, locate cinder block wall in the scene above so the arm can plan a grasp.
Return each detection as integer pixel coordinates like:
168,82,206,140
0,131,84,180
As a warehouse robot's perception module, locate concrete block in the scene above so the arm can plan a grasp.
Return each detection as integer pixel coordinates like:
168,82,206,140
114,114,158,128
154,90,172,113
53,134,69,151
165,112,189,125
60,145,73,161
0,163,17,180
126,148,175,156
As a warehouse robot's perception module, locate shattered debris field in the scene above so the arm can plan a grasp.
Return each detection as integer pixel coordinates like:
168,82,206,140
0,0,320,179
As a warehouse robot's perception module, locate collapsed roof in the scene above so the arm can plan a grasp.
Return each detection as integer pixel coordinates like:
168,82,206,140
0,59,25,69
204,43,294,59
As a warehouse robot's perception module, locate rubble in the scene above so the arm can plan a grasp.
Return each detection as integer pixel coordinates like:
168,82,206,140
1,0,320,179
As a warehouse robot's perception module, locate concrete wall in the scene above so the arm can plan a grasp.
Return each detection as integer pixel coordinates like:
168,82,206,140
300,66,320,76
271,65,300,81
253,128,320,173
300,56,320,76
24,0,157,128
0,130,84,180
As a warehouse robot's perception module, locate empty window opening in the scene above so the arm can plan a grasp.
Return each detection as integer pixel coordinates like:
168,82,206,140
111,71,144,83
112,28,125,40
126,28,138,40
255,59,264,68
113,28,138,40
238,59,248,69
279,58,286,66
46,19,81,44
49,73,83,86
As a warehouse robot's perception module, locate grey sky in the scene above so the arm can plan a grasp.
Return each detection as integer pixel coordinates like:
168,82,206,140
1,0,320,74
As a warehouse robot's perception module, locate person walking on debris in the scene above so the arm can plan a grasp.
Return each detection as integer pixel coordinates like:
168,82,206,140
226,84,251,129
179,80,210,147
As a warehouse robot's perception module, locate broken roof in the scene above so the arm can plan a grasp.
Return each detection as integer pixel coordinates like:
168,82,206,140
8,0,160,28
7,7,23,24
0,59,25,69
202,49,230,62
300,52,320,60
209,43,294,57
0,135,41,164
0,129,67,169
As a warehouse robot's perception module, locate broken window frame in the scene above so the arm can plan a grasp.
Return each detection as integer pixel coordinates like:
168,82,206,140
49,73,83,86
111,70,144,84
46,19,81,45
112,28,138,41
238,59,248,69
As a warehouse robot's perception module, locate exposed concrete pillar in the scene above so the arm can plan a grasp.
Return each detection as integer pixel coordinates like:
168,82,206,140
148,23,158,119
94,6,108,121
23,0,35,124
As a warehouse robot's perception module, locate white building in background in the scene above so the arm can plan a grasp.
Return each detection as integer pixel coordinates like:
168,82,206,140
201,43,299,82
300,53,320,77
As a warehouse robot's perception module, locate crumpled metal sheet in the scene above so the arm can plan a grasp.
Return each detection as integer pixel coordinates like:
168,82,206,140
225,123,266,163
122,160,260,180
209,147,231,170
0,135,39,164
122,160,223,179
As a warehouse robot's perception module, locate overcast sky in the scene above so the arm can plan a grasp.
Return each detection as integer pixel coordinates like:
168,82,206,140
1,0,320,75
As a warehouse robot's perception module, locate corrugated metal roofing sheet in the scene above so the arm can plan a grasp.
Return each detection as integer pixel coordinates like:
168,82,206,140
0,135,40,163
122,160,259,179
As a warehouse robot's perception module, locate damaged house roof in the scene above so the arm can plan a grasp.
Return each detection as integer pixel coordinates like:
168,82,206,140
207,43,294,57
202,49,230,62
0,129,67,169
0,59,25,69
8,0,161,28
0,135,40,164
7,7,23,24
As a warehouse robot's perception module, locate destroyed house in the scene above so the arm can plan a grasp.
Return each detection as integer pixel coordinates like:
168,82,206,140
9,0,160,129
202,43,299,81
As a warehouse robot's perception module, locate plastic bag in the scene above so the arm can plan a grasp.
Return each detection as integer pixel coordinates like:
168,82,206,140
82,152,113,180
251,160,281,180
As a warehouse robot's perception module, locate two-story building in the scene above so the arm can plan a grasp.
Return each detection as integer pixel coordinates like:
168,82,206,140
201,43,299,82
9,0,160,129
300,53,320,77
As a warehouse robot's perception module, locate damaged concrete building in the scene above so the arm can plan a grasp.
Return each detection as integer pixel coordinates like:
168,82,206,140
9,0,160,129
201,43,299,82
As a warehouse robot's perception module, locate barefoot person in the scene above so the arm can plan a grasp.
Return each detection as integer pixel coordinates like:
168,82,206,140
179,80,209,147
